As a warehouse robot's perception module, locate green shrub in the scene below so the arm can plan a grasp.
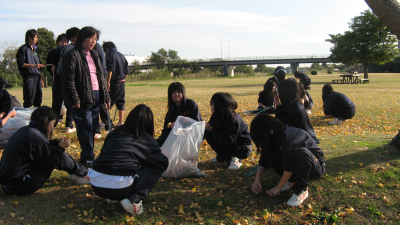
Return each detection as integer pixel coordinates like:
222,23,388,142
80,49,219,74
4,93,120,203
311,70,318,75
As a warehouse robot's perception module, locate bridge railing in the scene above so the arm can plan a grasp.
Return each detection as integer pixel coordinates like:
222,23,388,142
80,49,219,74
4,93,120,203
140,54,331,65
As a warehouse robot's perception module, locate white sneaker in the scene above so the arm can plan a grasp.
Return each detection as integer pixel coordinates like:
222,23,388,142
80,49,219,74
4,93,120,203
99,123,105,129
106,199,117,204
287,188,309,207
77,175,90,185
67,174,77,180
210,157,218,163
120,199,143,215
329,118,343,125
306,110,312,114
94,134,101,139
66,128,76,133
228,157,242,170
280,181,295,192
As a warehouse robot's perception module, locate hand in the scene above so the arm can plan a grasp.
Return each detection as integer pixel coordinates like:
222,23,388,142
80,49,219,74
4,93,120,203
252,179,262,194
169,122,175,129
34,64,44,69
106,102,111,110
274,96,280,106
267,186,281,197
107,84,110,92
59,137,71,149
41,79,44,88
72,104,80,108
205,122,213,131
8,111,17,118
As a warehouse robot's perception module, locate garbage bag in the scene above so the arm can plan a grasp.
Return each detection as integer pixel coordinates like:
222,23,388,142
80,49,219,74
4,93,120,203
161,116,206,178
2,107,36,134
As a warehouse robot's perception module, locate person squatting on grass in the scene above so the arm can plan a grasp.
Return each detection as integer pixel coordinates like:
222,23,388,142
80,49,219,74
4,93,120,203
102,41,129,127
157,82,202,146
62,26,111,167
250,114,325,207
275,79,320,144
0,106,89,196
274,66,287,83
257,77,278,114
322,84,356,125
88,104,169,215
0,77,17,146
205,92,252,170
16,29,44,108
294,71,312,90
298,83,313,114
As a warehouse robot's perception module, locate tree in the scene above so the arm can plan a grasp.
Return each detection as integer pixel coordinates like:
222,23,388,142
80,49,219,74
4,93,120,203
0,41,21,86
365,0,400,39
37,27,56,87
234,65,255,76
130,60,142,74
254,64,268,73
149,48,180,71
326,10,397,79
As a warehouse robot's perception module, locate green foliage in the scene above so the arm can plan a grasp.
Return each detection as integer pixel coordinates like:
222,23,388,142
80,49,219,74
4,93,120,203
130,60,142,74
326,10,397,77
234,65,255,76
149,48,180,71
0,41,22,86
37,27,56,87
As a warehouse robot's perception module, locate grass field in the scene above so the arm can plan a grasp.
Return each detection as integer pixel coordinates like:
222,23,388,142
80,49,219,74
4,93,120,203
0,72,399,224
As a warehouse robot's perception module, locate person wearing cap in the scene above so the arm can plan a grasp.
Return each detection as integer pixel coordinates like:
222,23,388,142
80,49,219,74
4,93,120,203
274,66,287,83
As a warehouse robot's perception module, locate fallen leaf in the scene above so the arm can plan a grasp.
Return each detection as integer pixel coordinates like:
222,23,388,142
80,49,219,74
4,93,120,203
359,163,363,168
338,212,346,217
178,204,185,214
217,201,222,206
68,203,74,208
10,213,15,218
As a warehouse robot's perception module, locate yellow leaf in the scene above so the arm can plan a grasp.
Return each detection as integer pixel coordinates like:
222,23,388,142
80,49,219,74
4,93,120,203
338,212,346,217
217,201,222,206
178,204,185,214
195,211,203,221
226,206,231,212
10,213,15,218
83,211,88,216
13,201,19,205
359,163,363,168
192,188,196,192
68,203,74,208
383,196,390,204
378,183,384,188
345,207,355,214
226,213,232,218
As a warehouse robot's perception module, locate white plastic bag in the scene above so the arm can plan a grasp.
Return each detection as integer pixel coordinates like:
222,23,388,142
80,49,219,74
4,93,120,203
161,116,206,178
2,107,36,134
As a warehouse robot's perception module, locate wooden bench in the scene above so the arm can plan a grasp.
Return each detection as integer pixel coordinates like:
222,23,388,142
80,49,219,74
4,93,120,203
360,78,369,84
332,79,343,84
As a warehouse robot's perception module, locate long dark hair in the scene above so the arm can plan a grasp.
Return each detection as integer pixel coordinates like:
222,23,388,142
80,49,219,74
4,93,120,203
298,82,306,97
278,79,301,109
123,104,154,137
30,106,58,139
210,92,238,128
263,79,276,101
167,82,186,108
75,26,100,47
250,114,285,166
322,84,334,102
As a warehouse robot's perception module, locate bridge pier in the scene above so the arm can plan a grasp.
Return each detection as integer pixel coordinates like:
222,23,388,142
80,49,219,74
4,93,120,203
223,64,236,77
290,62,299,73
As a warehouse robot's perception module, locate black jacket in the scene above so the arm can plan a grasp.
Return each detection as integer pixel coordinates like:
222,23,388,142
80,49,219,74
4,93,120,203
276,100,319,144
0,89,11,115
46,48,57,74
93,126,169,176
61,46,110,106
16,43,41,78
160,99,202,137
207,112,252,147
0,123,64,185
105,48,129,83
258,126,324,172
323,91,355,116
298,72,310,83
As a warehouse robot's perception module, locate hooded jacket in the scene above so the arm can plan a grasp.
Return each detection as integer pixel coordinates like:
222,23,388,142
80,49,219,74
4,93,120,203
16,43,41,78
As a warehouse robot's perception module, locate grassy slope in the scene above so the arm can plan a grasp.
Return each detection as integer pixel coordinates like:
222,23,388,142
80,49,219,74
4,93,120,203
0,73,399,224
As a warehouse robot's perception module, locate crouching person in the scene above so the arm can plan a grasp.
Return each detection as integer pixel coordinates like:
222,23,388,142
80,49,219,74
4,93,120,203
250,114,325,207
88,104,169,215
0,106,88,196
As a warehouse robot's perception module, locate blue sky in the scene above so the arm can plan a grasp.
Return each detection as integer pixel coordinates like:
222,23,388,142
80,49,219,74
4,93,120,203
0,0,370,60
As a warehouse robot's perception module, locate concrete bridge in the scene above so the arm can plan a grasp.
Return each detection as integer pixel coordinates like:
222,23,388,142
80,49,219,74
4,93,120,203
133,54,332,76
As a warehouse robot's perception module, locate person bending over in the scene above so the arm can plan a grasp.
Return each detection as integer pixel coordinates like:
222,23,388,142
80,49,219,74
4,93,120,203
294,71,311,90
205,92,252,170
250,114,325,207
257,77,278,114
322,84,356,125
0,106,89,196
88,104,169,215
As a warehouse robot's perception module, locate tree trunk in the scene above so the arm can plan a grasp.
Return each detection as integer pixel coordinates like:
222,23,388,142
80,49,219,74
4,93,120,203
363,63,369,79
365,0,400,39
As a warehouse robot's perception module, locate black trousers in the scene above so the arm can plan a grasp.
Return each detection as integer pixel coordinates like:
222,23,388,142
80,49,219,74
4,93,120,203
331,106,356,120
205,131,252,162
1,152,87,196
301,79,311,89
51,75,65,120
65,105,74,129
91,166,163,204
97,104,113,133
23,77,42,108
272,147,325,195
110,82,125,111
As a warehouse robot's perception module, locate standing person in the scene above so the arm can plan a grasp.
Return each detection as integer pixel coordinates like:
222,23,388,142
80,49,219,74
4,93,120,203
156,82,202,146
275,79,320,144
257,77,278,114
102,41,129,127
89,104,169,215
250,114,325,207
294,71,312,90
48,33,68,123
205,92,252,170
322,84,356,125
53,27,81,134
16,29,44,108
0,106,89,196
62,26,111,167
274,66,287,83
